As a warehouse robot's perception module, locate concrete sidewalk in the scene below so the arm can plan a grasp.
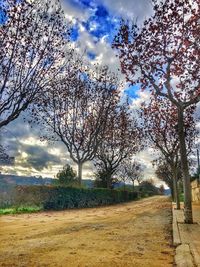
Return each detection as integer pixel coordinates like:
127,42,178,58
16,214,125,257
172,203,200,267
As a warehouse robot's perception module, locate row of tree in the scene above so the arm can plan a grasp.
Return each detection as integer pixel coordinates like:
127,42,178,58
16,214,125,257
0,0,143,190
113,0,199,223
55,161,144,190
54,162,163,198
141,95,196,210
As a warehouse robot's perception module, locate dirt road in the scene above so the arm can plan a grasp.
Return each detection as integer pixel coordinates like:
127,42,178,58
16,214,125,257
0,196,174,267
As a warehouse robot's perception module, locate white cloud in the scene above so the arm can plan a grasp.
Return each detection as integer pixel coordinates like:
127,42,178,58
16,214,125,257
130,90,151,109
20,137,47,147
135,148,157,179
74,25,121,73
100,0,153,24
61,0,91,21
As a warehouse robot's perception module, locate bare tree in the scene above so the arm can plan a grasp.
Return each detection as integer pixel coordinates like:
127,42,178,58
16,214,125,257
35,64,120,185
119,159,144,190
154,157,182,201
0,0,68,128
94,104,142,189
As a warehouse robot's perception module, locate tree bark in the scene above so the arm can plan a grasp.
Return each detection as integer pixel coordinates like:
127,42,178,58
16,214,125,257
173,174,180,210
132,180,135,191
170,183,174,201
178,108,193,223
171,164,180,209
78,162,83,186
106,172,112,189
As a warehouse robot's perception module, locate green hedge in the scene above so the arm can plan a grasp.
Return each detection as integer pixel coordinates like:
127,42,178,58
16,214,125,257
14,185,138,210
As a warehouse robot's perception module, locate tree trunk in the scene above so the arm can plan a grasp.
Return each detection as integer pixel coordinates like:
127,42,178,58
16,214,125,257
173,175,180,210
78,162,83,186
132,180,135,191
171,164,180,210
106,172,112,189
178,108,193,223
170,183,174,201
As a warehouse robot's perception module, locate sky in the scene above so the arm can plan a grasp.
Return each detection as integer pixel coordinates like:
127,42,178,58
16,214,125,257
0,0,165,183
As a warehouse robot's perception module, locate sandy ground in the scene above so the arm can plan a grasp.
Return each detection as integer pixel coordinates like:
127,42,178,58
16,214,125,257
0,196,174,267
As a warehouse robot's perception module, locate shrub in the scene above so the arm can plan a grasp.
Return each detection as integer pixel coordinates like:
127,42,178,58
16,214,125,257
0,186,15,208
54,164,78,186
94,169,118,189
138,180,160,197
14,185,138,210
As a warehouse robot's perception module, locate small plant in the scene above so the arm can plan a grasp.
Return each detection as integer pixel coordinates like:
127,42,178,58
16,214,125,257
0,206,42,215
179,193,184,202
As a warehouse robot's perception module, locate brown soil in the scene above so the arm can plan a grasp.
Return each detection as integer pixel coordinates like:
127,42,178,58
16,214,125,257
0,196,174,267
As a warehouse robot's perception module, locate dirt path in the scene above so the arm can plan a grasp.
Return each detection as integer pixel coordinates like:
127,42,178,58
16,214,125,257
0,196,174,267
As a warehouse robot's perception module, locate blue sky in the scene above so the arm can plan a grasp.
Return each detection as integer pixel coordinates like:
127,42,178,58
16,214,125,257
67,0,121,54
63,0,150,99
68,0,119,40
0,0,7,24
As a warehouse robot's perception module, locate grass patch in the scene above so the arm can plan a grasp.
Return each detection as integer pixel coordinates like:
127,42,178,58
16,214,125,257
0,206,42,215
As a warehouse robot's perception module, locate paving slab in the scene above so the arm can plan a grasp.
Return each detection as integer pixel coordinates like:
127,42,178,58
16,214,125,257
175,244,195,267
190,244,200,267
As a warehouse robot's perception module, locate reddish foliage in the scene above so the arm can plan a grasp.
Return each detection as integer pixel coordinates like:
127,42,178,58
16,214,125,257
113,0,200,106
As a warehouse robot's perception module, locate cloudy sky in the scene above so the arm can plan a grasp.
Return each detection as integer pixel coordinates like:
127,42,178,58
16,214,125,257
1,0,162,182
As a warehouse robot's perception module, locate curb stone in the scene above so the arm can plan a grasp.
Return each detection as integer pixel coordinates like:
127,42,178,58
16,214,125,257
172,203,200,267
172,205,181,246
